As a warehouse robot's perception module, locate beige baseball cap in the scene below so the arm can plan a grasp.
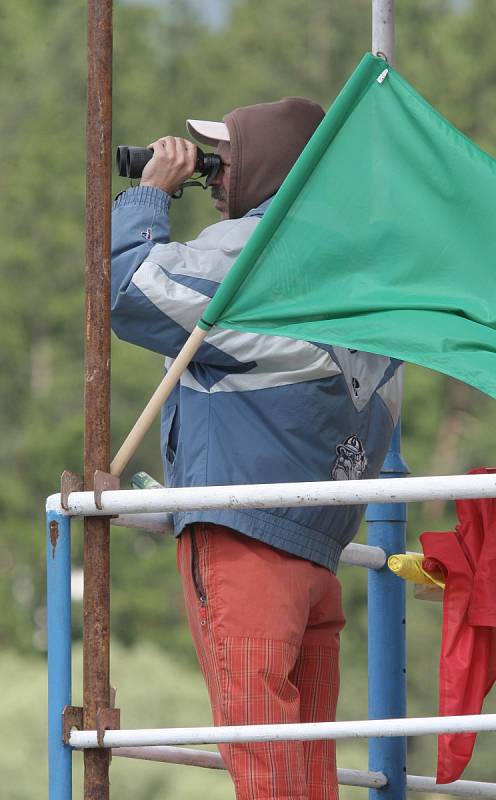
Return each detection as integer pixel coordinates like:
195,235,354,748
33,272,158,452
186,119,230,147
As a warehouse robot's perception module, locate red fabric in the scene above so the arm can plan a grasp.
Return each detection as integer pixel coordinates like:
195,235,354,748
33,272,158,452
420,467,496,784
177,523,345,800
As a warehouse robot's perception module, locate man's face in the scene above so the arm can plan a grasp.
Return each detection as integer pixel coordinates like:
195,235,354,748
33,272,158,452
210,142,231,219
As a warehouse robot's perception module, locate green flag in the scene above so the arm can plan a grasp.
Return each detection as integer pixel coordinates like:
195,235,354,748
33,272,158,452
199,53,496,398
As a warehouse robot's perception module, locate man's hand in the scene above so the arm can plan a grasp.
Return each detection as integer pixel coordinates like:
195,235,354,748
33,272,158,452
140,136,197,195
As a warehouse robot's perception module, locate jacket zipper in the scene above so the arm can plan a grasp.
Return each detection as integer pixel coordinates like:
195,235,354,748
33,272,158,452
190,528,207,610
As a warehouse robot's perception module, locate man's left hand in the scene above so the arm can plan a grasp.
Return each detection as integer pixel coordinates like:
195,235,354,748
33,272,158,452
141,136,197,194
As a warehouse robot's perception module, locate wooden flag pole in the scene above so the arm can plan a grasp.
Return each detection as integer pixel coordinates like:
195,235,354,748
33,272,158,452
110,325,208,477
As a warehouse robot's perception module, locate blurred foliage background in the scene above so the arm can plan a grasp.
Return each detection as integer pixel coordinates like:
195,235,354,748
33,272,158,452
0,0,495,797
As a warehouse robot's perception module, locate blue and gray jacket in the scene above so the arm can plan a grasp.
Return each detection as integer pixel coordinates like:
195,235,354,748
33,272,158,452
111,185,403,572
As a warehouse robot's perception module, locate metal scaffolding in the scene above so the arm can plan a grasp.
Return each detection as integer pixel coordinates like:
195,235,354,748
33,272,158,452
46,1,496,798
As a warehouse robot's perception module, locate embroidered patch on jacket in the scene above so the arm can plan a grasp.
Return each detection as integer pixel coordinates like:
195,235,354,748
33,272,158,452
331,434,368,480
141,227,152,240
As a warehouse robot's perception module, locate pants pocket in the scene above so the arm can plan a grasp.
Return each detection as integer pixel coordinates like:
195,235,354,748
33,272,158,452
190,527,208,623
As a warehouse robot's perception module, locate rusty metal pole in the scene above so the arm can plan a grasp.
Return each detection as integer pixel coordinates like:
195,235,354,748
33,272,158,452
83,0,113,797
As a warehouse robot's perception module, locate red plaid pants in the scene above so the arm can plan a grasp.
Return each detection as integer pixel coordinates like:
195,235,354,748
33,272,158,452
177,523,345,800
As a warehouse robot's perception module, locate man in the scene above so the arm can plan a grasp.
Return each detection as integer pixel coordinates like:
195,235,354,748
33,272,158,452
111,98,403,800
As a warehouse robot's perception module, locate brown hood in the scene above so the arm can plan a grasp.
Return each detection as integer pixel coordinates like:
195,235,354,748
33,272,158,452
223,97,325,219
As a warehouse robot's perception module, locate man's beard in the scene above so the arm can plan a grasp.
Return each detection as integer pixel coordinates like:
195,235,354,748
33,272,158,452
211,186,226,202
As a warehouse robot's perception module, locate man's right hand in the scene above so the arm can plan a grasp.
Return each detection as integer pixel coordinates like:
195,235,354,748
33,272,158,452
140,136,197,195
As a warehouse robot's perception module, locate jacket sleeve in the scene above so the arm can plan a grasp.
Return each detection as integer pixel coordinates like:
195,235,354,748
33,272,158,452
111,186,254,369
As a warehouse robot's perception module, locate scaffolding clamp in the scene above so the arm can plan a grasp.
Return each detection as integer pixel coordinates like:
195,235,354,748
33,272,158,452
60,470,84,511
62,705,84,745
96,707,121,748
93,470,120,511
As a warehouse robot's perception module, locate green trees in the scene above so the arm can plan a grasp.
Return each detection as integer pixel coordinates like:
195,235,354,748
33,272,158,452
3,0,496,655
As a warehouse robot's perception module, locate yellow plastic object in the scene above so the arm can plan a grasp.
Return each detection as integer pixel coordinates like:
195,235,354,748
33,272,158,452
387,553,445,589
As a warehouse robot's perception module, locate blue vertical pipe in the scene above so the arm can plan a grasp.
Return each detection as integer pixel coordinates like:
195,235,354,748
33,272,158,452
366,423,408,799
47,510,72,800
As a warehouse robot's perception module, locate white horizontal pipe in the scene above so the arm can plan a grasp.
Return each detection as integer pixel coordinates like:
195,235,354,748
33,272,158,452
109,747,496,796
111,512,174,534
113,746,224,770
46,472,496,518
111,746,387,787
69,713,496,749
407,774,496,797
338,542,386,570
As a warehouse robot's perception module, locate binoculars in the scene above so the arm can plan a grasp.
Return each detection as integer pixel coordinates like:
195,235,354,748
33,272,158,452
116,145,222,183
